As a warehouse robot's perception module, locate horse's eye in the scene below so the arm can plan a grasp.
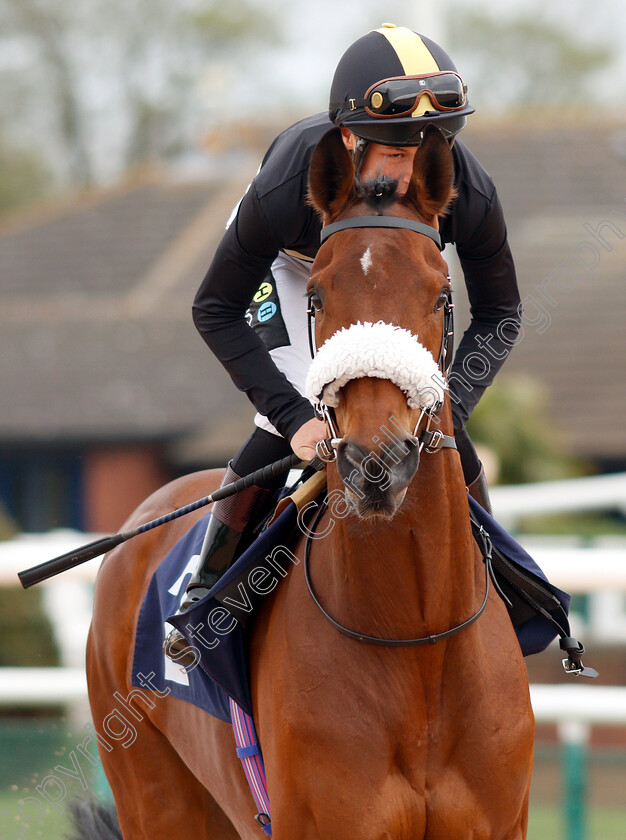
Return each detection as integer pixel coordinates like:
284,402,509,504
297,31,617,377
308,291,324,313
434,291,449,313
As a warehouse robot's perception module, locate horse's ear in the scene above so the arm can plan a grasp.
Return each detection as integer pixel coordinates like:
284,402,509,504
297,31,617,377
308,128,355,220
405,125,456,219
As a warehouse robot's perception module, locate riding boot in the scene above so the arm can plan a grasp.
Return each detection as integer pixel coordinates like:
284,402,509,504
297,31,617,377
164,463,273,665
467,463,493,515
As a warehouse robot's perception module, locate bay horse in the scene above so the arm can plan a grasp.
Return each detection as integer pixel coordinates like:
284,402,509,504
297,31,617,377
86,125,534,840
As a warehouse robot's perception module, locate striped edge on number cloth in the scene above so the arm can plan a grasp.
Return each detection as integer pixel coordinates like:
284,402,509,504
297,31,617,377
229,697,272,836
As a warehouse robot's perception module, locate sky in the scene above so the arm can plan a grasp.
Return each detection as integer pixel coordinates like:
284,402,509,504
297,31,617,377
218,0,626,120
4,0,623,184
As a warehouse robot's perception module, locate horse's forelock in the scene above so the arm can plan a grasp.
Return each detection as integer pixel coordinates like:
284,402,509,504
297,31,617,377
356,174,400,213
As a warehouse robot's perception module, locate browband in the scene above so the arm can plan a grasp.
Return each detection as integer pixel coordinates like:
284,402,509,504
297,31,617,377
320,216,442,251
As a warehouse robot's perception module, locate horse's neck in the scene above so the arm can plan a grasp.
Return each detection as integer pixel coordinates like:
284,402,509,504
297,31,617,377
323,453,476,640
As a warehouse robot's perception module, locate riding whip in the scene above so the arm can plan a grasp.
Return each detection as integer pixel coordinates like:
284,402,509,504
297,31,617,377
18,451,317,589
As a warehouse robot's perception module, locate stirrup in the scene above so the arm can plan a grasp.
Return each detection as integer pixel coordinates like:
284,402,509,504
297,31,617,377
163,627,197,669
179,580,215,612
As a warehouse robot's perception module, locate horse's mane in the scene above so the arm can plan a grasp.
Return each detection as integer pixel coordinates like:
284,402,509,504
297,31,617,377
355,174,400,214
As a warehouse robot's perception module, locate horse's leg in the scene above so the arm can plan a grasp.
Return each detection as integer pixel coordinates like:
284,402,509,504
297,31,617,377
85,485,242,839
87,626,239,840
94,704,239,840
503,788,530,840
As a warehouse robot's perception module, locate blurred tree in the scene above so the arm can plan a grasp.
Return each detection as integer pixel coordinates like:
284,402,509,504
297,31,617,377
448,9,613,111
466,376,588,485
0,0,281,186
0,586,59,666
0,502,19,539
0,134,52,217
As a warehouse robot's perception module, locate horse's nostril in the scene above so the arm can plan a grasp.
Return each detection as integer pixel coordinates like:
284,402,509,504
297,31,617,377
378,436,417,470
335,436,419,519
337,437,419,498
338,440,369,472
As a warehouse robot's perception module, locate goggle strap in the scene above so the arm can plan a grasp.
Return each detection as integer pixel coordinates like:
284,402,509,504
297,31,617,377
329,98,370,112
331,73,466,115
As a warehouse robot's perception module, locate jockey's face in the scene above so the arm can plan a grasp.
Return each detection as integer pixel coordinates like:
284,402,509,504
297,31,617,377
340,128,417,196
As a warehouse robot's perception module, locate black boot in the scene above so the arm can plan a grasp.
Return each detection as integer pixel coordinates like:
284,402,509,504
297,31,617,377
467,463,492,515
164,463,273,665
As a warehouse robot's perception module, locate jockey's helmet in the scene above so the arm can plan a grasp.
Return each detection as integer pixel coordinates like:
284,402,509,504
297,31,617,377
329,24,475,146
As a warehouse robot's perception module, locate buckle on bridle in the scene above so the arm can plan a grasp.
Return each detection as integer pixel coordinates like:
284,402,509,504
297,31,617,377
315,437,338,463
560,636,599,679
422,429,445,453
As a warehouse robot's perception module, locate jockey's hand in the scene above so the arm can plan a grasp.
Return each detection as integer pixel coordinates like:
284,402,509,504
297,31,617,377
290,417,328,462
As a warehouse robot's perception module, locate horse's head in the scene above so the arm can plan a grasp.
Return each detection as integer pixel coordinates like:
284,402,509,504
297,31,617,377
306,125,456,518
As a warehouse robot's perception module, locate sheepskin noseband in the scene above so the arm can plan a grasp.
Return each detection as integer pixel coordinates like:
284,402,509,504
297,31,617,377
305,320,446,410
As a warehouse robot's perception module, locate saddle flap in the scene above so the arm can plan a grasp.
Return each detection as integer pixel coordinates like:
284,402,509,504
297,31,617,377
490,546,566,629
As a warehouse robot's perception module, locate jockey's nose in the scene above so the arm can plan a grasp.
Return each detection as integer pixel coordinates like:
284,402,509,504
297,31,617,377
336,435,420,515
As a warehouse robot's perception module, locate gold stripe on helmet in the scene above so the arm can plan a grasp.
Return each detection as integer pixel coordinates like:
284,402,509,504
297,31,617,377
375,26,440,119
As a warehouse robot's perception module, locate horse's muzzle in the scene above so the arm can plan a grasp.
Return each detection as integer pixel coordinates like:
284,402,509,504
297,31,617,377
336,436,420,518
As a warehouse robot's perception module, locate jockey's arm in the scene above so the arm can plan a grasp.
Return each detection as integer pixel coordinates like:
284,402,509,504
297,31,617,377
445,158,521,431
192,186,316,445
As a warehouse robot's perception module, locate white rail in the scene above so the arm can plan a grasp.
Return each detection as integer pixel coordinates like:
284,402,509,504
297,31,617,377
1,669,625,727
530,684,626,725
0,667,87,705
491,471,626,526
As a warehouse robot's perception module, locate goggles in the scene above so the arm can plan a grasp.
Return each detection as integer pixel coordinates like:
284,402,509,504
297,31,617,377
362,71,467,119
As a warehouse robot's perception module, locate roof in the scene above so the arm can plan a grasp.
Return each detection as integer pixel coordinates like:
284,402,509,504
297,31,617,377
0,165,257,463
0,120,624,462
451,118,626,460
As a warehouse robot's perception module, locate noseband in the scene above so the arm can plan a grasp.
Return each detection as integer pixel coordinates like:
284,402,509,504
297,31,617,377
307,215,455,461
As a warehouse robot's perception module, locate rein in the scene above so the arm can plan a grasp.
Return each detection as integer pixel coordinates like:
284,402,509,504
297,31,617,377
304,497,494,647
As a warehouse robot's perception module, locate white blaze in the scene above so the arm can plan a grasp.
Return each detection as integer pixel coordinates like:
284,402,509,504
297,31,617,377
360,246,373,275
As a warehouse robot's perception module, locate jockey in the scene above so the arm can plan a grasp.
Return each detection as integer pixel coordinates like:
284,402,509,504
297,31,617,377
166,24,521,658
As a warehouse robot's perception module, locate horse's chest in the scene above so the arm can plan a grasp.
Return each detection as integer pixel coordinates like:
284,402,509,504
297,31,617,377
262,650,532,840
255,564,533,838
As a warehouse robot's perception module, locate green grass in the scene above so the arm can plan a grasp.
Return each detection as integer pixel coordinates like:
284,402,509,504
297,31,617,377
1,790,625,840
516,511,626,537
0,790,73,839
528,803,626,839
0,718,109,839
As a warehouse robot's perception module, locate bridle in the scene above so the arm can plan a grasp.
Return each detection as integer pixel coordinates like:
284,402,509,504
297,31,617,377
307,214,456,463
300,213,495,649
302,215,598,666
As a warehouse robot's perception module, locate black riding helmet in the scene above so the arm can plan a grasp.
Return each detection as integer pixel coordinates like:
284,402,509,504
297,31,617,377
329,24,475,146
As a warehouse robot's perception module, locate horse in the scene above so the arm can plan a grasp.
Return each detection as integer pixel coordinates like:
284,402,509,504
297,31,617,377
85,125,534,840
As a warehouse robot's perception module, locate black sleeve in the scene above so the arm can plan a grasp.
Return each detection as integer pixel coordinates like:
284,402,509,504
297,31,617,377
449,188,521,428
192,186,315,440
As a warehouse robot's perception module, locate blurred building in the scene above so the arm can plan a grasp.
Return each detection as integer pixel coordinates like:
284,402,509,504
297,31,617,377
459,117,626,473
0,165,257,533
0,119,624,534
